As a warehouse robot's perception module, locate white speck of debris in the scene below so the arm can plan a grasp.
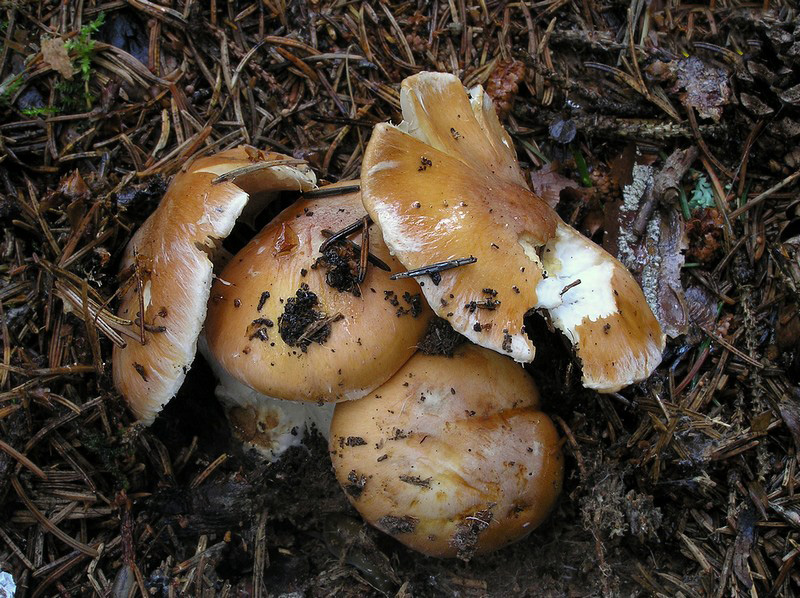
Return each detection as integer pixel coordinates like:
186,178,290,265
617,164,654,270
0,571,16,598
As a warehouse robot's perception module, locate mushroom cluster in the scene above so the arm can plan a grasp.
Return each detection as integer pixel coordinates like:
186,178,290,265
112,72,664,558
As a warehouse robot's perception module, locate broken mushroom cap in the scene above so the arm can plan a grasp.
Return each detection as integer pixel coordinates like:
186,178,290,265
361,71,665,392
202,181,433,405
113,147,316,424
329,343,563,559
534,224,665,392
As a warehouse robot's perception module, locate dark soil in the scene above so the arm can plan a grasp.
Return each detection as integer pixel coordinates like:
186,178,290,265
278,284,332,352
1,1,799,598
418,318,467,357
314,243,362,297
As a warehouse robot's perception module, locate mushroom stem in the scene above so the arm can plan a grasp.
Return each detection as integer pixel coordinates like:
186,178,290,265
199,337,334,460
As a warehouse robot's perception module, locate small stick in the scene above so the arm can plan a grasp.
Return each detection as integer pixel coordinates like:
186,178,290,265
390,256,477,280
320,229,390,271
133,250,146,345
211,158,307,184
633,146,698,237
560,279,582,296
357,216,370,283
298,312,343,345
319,215,370,253
729,168,800,220
302,184,360,199
0,438,47,479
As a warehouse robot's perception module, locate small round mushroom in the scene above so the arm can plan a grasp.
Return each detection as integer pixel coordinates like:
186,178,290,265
113,146,316,424
201,182,433,456
329,343,563,558
361,72,665,392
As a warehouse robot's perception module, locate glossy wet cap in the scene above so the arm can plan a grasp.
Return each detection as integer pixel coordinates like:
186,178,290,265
329,343,564,558
361,72,664,391
113,146,316,423
203,181,432,403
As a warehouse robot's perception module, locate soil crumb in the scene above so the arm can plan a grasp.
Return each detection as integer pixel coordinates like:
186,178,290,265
378,515,419,535
451,508,494,560
278,284,333,351
314,242,361,296
418,317,466,356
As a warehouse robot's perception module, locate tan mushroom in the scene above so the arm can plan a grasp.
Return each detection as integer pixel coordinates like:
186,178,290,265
329,343,563,558
201,181,433,457
113,147,316,423
361,72,664,392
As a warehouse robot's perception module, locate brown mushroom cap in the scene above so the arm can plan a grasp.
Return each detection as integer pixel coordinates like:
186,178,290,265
361,72,665,391
362,122,556,362
329,343,563,558
113,147,316,423
202,182,432,403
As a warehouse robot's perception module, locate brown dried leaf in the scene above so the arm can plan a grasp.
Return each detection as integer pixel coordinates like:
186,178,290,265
649,57,731,121
59,169,90,200
750,412,772,434
41,36,74,80
686,208,724,265
529,163,578,209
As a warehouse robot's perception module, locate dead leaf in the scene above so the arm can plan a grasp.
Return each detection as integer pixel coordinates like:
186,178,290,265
529,163,578,209
750,412,772,434
686,208,724,265
59,169,90,199
648,56,731,121
674,57,731,121
41,36,74,80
